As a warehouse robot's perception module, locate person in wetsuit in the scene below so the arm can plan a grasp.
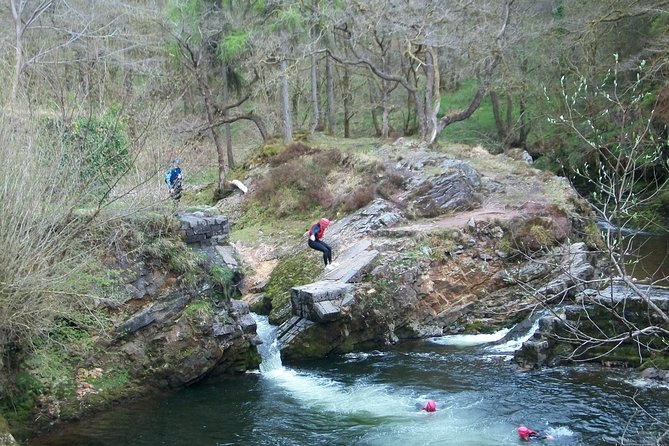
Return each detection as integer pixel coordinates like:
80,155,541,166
307,217,332,267
517,426,553,441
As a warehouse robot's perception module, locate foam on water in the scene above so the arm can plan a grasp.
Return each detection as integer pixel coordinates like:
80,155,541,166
343,350,389,363
546,425,575,438
623,377,669,390
485,317,542,353
428,328,511,347
263,367,414,417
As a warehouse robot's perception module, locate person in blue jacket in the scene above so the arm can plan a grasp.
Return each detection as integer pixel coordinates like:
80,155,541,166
307,218,332,267
165,159,183,200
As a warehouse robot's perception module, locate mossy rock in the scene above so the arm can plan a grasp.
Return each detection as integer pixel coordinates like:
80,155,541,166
265,250,321,325
639,354,669,371
508,206,569,253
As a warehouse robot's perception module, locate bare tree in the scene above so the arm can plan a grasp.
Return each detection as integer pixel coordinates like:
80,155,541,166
9,0,54,102
325,0,514,144
513,56,669,372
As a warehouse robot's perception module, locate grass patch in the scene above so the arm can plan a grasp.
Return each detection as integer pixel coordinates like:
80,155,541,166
184,299,215,320
437,80,498,146
89,369,129,394
143,238,204,285
209,264,238,300
422,231,458,262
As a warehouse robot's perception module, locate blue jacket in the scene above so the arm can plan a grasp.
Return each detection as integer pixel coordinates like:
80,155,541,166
165,167,182,188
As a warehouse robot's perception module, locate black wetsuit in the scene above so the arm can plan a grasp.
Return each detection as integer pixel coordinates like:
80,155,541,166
308,223,332,266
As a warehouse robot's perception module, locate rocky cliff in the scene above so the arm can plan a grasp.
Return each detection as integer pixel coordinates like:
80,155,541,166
233,141,605,361
5,210,260,438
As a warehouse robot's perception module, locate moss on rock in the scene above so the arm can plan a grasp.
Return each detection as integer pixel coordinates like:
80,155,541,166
265,250,321,325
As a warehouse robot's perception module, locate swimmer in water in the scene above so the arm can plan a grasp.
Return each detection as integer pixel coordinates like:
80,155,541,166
517,426,554,441
415,400,436,412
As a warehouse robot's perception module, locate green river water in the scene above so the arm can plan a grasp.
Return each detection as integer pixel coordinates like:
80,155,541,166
30,314,669,446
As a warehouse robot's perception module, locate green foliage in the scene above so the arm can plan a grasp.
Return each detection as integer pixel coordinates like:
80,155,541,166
143,238,202,285
1,315,101,426
184,299,215,319
219,30,250,62
166,0,202,28
209,264,238,299
270,5,304,32
0,372,43,426
89,370,129,394
61,108,131,191
424,231,458,262
363,279,398,307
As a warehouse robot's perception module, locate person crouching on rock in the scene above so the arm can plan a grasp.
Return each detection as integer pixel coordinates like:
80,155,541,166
307,217,332,267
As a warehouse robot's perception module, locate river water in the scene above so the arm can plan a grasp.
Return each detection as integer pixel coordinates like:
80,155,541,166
31,315,669,446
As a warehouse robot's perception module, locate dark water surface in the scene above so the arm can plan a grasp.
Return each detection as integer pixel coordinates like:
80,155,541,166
627,231,669,285
29,317,669,446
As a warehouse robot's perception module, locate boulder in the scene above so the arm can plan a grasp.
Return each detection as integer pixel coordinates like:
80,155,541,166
403,159,483,217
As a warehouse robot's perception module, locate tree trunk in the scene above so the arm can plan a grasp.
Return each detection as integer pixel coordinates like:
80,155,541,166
380,48,391,138
10,0,24,102
369,81,380,136
309,31,319,135
424,48,440,144
404,83,417,135
428,0,513,145
414,88,427,141
518,58,529,148
326,55,336,135
343,65,351,138
490,91,506,141
196,70,226,192
280,28,293,144
222,63,234,169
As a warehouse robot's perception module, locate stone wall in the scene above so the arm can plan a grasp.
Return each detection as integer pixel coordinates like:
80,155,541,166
178,213,229,246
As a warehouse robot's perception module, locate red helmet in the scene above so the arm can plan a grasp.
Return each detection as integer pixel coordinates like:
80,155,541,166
517,426,536,440
423,400,436,412
320,217,330,228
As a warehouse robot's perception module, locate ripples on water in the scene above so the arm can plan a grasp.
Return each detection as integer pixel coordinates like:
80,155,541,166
30,317,669,446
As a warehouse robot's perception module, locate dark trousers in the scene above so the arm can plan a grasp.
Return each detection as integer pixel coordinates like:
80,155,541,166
308,239,332,266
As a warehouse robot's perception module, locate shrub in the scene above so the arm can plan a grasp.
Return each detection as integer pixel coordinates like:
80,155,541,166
61,107,132,194
269,142,315,166
342,183,375,212
251,145,344,218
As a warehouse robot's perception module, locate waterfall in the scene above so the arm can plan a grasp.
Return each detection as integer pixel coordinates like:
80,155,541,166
253,313,283,373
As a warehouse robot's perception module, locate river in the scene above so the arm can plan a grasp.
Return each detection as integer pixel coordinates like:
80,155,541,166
30,315,669,446
626,231,669,285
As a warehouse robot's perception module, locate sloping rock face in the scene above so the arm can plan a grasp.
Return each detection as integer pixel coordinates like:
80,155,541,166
110,284,259,389
398,157,483,217
103,212,259,389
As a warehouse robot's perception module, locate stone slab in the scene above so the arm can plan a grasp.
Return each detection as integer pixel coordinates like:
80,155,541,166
323,249,379,283
313,300,341,322
215,245,239,269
